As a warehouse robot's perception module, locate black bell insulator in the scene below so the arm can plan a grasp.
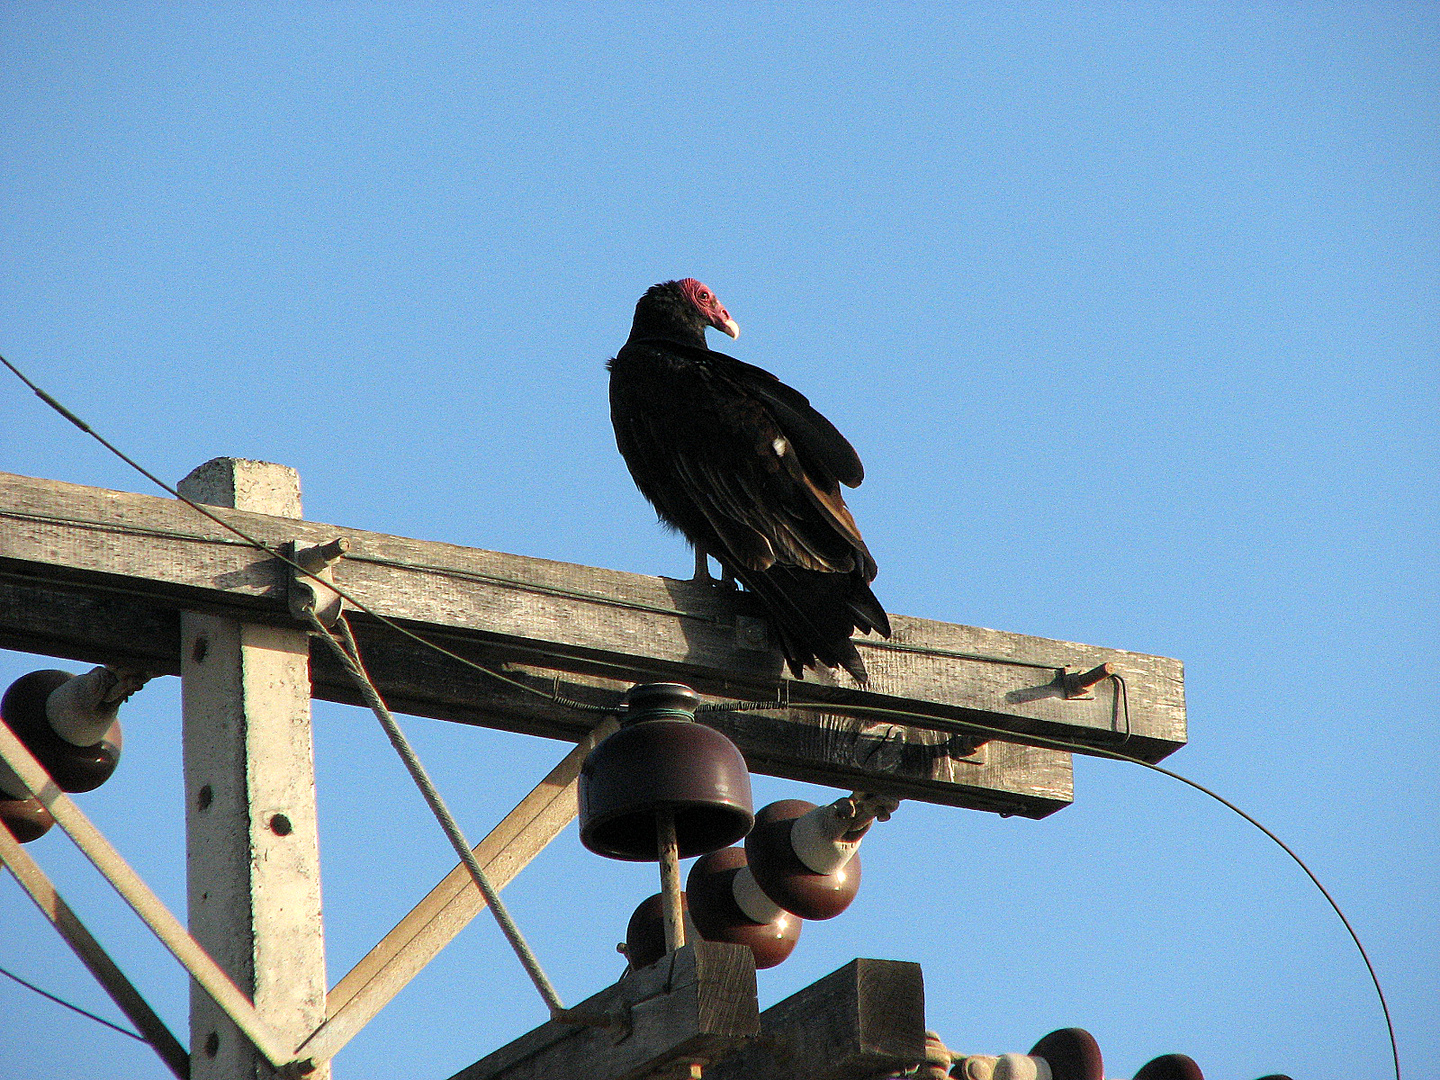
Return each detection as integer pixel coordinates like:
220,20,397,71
745,799,861,920
1134,1055,1204,1080
0,795,55,843
579,683,753,861
2,670,122,793
686,846,800,969
1028,1028,1105,1080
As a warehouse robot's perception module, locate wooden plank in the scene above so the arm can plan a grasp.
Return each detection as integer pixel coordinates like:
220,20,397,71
0,825,191,1079
0,471,1182,762
0,571,1072,817
447,942,759,1080
705,958,926,1080
299,720,618,1067
176,460,329,1079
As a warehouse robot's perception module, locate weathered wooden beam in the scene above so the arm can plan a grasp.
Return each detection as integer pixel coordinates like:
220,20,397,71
0,570,1070,817
177,460,330,1080
0,470,1189,807
705,958,926,1080
447,942,760,1080
0,471,1183,760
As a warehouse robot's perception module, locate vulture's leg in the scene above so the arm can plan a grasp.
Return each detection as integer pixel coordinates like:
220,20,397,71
691,547,714,583
691,549,738,589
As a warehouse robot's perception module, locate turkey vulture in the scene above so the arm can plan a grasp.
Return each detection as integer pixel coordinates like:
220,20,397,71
608,278,890,682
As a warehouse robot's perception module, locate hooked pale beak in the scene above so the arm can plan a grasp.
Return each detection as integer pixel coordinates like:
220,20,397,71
715,313,740,339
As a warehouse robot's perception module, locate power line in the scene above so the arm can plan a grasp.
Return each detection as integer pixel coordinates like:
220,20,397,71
0,961,147,1043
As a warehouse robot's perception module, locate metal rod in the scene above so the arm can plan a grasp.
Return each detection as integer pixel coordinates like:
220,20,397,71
0,722,294,1070
0,825,190,1079
656,810,685,953
314,615,568,1016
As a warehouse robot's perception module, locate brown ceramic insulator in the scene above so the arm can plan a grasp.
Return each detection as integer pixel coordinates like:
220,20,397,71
744,799,860,920
1,670,123,793
686,846,801,969
1134,1055,1204,1080
579,683,753,861
1028,1028,1105,1080
625,891,690,972
0,795,55,843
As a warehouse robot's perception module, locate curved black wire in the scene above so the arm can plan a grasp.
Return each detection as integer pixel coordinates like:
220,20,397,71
0,963,146,1042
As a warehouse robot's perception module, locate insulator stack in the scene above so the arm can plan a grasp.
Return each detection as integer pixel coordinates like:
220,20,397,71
579,683,752,861
580,682,754,966
943,1028,1288,1080
952,1028,1105,1080
685,845,800,969
1133,1053,1205,1080
745,797,875,920
624,891,695,971
1,668,134,843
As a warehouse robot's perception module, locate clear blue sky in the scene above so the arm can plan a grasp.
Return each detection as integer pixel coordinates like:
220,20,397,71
2,5,1435,1078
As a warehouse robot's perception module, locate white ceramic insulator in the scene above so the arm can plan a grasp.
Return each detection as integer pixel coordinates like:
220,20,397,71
46,667,120,747
955,1055,999,1080
790,802,862,874
993,1054,1052,1080
732,865,784,924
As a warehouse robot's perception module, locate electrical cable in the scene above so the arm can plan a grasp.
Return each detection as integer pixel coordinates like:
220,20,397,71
1,352,1401,1077
0,962,147,1043
738,692,1402,1080
0,354,611,718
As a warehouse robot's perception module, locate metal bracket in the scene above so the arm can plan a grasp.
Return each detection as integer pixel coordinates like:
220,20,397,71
286,537,350,627
1062,661,1115,699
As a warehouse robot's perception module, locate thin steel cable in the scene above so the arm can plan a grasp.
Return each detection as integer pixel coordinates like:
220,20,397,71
0,963,146,1043
0,354,611,717
5,352,1398,1073
307,611,567,1017
743,694,1401,1080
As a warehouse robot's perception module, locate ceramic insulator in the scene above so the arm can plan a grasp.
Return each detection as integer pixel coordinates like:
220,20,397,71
731,864,784,924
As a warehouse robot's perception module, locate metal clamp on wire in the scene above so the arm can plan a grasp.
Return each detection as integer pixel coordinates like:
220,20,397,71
286,537,350,627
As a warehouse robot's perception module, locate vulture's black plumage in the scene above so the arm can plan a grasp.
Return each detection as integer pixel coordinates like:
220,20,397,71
608,278,890,682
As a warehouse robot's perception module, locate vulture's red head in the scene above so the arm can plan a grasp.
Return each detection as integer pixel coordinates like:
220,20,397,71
678,278,740,339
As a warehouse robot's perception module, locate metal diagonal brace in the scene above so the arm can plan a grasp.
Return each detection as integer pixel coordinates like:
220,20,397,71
0,721,300,1073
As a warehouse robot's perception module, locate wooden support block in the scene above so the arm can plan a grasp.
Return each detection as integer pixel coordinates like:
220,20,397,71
704,958,926,1080
446,942,759,1080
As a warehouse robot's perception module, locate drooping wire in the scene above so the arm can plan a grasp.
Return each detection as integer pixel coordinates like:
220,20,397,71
724,692,1401,1080
0,354,610,718
0,962,146,1043
3,352,1399,1076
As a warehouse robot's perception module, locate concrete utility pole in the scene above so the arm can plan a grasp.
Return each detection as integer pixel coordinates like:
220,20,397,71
179,460,329,1080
